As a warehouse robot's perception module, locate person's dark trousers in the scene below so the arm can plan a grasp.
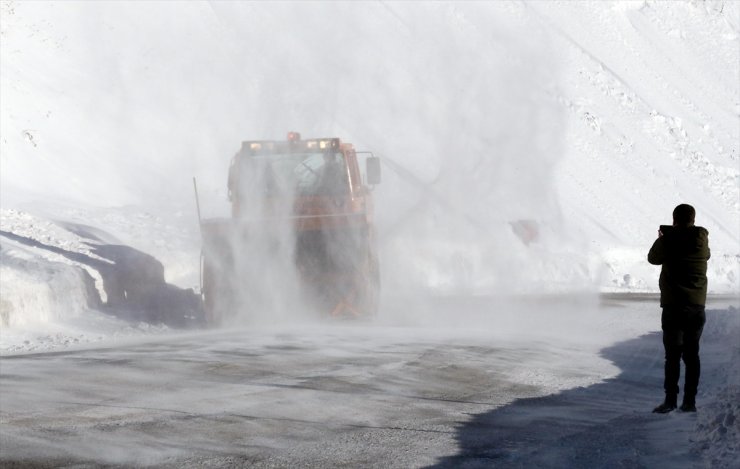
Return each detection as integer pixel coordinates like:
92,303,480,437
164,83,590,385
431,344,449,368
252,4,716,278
661,305,706,406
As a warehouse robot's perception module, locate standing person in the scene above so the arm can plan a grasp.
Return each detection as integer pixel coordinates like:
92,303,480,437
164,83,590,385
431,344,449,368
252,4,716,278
648,204,710,413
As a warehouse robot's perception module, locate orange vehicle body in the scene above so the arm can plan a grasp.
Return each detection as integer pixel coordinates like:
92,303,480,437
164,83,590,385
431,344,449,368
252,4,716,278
200,133,380,323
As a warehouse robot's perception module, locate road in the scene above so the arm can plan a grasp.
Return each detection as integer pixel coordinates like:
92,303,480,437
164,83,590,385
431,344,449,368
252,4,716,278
1,296,736,468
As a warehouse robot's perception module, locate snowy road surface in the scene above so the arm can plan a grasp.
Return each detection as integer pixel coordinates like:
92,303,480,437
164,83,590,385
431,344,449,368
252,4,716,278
1,297,737,468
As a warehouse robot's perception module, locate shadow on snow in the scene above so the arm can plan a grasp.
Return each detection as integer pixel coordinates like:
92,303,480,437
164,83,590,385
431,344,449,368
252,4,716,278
428,308,736,469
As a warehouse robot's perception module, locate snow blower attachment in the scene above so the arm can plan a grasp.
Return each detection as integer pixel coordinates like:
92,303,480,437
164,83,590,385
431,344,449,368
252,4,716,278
199,133,380,324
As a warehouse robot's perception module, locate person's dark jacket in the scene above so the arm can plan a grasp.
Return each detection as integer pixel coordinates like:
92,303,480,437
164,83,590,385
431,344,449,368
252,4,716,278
648,226,710,307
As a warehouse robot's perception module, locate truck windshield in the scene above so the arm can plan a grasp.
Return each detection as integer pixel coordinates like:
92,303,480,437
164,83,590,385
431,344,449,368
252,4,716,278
239,151,348,196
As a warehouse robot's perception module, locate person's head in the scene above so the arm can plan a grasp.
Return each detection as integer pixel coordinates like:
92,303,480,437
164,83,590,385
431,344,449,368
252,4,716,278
673,204,696,227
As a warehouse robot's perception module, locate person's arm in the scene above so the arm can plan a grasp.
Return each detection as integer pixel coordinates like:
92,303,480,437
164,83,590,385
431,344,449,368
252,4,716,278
689,227,712,262
703,228,711,260
647,237,665,265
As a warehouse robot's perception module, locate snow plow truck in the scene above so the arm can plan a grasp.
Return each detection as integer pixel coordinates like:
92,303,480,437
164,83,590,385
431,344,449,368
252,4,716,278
199,132,381,324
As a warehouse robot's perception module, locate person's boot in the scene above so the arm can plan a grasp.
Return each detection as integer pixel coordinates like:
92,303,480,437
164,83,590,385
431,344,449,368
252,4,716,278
653,394,677,413
680,396,696,412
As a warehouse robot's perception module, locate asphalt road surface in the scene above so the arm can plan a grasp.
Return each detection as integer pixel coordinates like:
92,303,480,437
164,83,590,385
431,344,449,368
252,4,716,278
1,296,736,468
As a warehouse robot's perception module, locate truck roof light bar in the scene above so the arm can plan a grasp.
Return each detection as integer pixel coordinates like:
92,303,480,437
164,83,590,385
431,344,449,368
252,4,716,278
240,136,340,154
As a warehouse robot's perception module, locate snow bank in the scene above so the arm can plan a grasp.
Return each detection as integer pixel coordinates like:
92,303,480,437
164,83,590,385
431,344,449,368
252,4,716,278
0,249,94,327
693,304,740,467
0,208,189,354
0,209,102,327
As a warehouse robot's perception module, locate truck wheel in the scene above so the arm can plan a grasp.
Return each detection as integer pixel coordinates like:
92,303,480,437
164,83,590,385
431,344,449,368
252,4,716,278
358,253,380,316
201,253,231,326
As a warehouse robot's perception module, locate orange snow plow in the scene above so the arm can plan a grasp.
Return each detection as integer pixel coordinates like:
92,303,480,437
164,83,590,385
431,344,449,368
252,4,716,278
199,132,380,324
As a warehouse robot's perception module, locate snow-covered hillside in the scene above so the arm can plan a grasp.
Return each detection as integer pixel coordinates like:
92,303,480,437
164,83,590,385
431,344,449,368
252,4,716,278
541,1,739,292
1,0,738,340
0,0,737,329
2,0,737,301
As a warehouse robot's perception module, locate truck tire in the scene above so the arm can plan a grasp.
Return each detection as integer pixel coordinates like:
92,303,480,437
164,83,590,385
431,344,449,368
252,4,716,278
201,252,233,325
